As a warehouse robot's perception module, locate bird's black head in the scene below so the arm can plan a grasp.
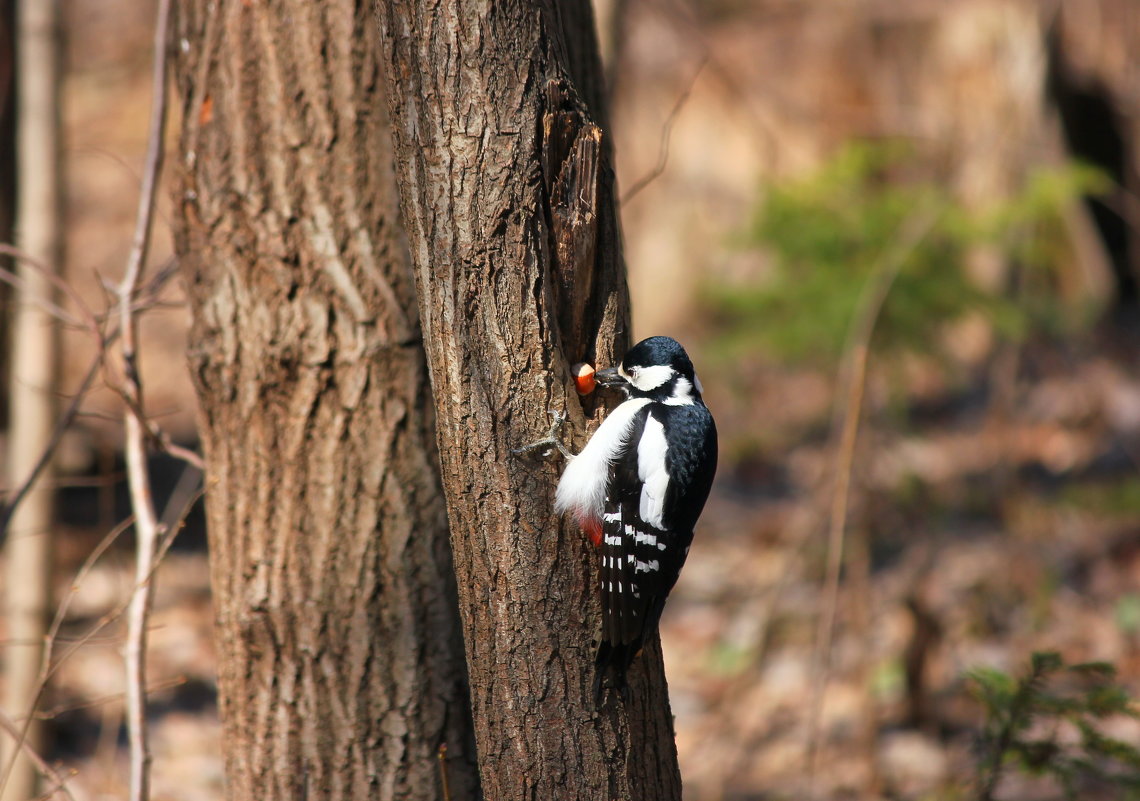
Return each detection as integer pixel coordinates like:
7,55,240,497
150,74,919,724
595,336,704,403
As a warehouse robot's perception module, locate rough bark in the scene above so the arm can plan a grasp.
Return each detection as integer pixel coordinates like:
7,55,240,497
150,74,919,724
376,1,683,799
171,2,478,800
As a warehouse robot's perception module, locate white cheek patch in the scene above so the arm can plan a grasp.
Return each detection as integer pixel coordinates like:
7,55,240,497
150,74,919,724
637,414,669,529
630,364,675,391
555,398,652,521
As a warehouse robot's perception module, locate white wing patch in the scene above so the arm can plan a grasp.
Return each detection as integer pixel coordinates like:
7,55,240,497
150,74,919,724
664,376,695,406
555,398,652,521
637,414,670,529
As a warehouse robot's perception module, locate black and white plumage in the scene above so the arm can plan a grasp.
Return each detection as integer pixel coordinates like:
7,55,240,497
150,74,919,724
554,336,717,694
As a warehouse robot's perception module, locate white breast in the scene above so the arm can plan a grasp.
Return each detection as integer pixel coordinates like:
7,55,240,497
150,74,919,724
555,398,651,521
637,413,669,528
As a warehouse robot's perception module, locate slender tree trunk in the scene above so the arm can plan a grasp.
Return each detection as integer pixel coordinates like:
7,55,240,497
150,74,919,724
376,2,683,799
171,3,478,800
0,0,17,421
2,1,61,799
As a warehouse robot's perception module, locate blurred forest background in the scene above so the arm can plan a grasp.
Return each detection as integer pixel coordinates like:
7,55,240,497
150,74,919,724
3,0,1140,799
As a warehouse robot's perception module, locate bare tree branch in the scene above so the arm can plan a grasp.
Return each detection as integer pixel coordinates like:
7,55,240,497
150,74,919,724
0,263,79,327
0,467,202,801
0,711,76,801
620,59,705,204
0,265,190,539
0,514,133,795
0,244,97,331
117,2,172,800
35,677,189,721
805,206,942,789
2,4,187,796
0,356,101,537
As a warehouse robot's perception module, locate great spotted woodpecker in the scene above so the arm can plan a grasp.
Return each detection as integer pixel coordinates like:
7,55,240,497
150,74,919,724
554,336,718,695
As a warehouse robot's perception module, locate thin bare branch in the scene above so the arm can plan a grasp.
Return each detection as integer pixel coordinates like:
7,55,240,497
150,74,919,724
46,518,137,660
35,677,188,720
0,514,133,794
118,2,172,800
0,465,200,800
158,464,204,535
156,440,204,470
620,59,705,204
45,498,191,688
0,263,79,327
134,256,182,308
70,146,177,233
0,354,102,537
805,206,942,789
0,470,201,801
0,712,76,801
0,243,97,332
438,744,452,801
105,382,204,470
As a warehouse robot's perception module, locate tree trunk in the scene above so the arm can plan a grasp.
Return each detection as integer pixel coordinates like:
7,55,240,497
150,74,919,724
2,1,61,798
171,3,478,800
0,0,17,426
375,1,683,799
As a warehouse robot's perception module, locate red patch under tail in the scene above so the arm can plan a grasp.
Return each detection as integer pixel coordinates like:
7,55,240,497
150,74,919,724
580,516,603,548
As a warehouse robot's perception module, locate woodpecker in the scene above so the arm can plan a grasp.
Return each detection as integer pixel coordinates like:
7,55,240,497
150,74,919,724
554,336,718,696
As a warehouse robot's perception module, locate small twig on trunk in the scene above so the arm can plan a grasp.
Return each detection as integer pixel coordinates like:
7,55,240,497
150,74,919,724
119,2,172,800
437,744,452,801
805,206,942,792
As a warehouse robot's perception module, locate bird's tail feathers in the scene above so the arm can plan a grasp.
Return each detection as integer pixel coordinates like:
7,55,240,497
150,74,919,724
594,638,641,704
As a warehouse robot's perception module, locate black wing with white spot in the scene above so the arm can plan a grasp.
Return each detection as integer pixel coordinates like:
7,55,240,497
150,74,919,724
596,406,698,690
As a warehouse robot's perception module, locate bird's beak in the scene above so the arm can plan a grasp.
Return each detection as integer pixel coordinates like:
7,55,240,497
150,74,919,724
593,367,627,389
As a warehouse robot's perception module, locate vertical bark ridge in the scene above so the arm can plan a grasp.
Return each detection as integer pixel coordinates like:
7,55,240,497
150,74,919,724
172,2,479,800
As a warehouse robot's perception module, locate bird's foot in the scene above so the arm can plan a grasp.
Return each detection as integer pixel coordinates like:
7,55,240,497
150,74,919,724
511,409,576,460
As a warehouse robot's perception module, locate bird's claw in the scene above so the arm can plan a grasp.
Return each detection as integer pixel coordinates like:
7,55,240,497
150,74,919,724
512,409,576,460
